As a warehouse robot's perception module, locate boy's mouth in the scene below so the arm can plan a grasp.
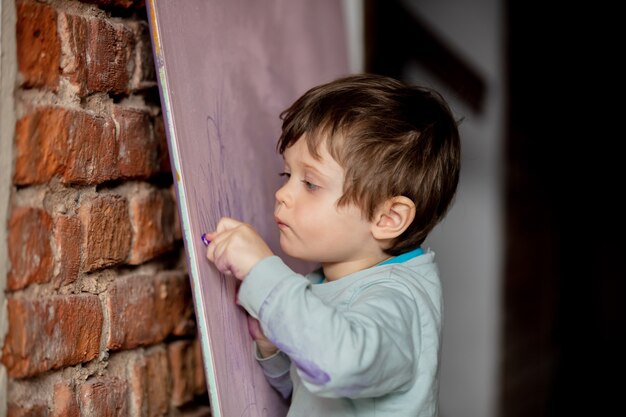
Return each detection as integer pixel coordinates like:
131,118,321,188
275,216,289,230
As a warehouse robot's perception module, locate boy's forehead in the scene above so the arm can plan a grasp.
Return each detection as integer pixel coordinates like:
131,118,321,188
283,135,326,162
282,137,343,176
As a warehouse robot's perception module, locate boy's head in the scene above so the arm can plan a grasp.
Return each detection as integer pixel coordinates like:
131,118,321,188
277,73,460,256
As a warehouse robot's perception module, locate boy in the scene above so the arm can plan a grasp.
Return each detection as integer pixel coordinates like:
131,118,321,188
204,73,460,416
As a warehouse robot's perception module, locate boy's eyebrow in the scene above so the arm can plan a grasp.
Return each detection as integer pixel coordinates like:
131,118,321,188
283,151,337,179
303,163,331,178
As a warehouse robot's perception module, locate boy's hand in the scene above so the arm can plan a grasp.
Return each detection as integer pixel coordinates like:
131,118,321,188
247,315,278,358
204,217,273,280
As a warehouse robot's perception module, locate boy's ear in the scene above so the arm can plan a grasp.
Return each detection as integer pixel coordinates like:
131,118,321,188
371,196,416,240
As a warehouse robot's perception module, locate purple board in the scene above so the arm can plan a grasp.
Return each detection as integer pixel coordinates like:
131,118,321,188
146,1,348,416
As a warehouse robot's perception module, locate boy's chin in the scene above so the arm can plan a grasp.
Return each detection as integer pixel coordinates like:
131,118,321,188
279,243,299,259
279,243,313,262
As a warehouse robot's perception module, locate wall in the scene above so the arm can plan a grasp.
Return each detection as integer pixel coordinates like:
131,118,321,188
1,0,207,415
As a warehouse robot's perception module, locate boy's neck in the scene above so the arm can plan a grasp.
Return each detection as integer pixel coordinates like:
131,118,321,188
321,253,391,282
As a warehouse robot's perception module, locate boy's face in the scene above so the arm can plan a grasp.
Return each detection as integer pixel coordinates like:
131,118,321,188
274,136,380,271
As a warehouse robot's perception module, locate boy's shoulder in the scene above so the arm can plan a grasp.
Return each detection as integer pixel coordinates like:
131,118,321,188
357,251,440,294
310,251,441,303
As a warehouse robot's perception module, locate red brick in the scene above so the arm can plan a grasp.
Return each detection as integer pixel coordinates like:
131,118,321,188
80,194,131,272
7,403,49,417
58,13,87,95
59,13,134,95
128,186,177,264
61,110,118,185
7,378,53,415
129,348,170,417
128,20,156,90
112,106,158,179
53,382,79,417
154,115,172,174
7,207,53,291
16,0,60,90
81,0,144,8
79,377,128,417
170,186,183,241
85,18,134,95
53,215,81,288
168,340,195,406
193,338,207,395
145,349,170,416
1,295,103,378
14,108,68,185
14,107,118,186
106,272,194,350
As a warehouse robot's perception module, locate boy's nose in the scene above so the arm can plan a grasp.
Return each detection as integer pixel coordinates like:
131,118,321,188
275,183,292,207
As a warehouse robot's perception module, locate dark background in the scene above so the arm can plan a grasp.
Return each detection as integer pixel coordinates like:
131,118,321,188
505,2,623,415
365,1,624,415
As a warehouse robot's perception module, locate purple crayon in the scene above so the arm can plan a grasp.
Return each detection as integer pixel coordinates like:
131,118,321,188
200,233,211,246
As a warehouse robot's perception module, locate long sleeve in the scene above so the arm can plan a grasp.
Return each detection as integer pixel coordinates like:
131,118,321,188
253,342,293,399
238,256,422,399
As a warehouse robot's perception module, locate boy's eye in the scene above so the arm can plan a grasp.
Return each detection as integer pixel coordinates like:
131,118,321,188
278,172,291,180
301,180,319,191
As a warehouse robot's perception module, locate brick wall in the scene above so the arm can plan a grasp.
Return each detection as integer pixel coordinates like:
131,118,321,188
2,0,209,415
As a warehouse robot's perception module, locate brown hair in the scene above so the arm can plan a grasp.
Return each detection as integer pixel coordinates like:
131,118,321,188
277,74,461,255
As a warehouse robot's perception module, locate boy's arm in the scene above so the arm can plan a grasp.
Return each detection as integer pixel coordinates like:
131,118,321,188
253,343,293,399
239,256,424,399
247,315,293,398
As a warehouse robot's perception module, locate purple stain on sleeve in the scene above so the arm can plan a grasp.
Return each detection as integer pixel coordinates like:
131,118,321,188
291,357,331,385
271,340,330,385
261,299,330,385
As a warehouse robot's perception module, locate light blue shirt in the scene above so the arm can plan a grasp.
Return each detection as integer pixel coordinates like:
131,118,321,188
238,248,442,417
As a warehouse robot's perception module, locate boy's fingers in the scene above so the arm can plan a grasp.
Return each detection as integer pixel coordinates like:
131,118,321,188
247,315,262,339
205,231,225,262
205,229,228,262
201,232,213,246
200,217,234,246
205,230,238,277
215,217,242,233
205,240,215,262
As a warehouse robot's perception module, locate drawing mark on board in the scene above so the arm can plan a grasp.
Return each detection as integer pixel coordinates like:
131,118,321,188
206,114,227,172
202,105,251,374
206,104,246,220
206,108,234,218
237,402,271,417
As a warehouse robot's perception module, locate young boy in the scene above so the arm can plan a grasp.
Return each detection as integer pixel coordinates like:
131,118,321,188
204,73,460,416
